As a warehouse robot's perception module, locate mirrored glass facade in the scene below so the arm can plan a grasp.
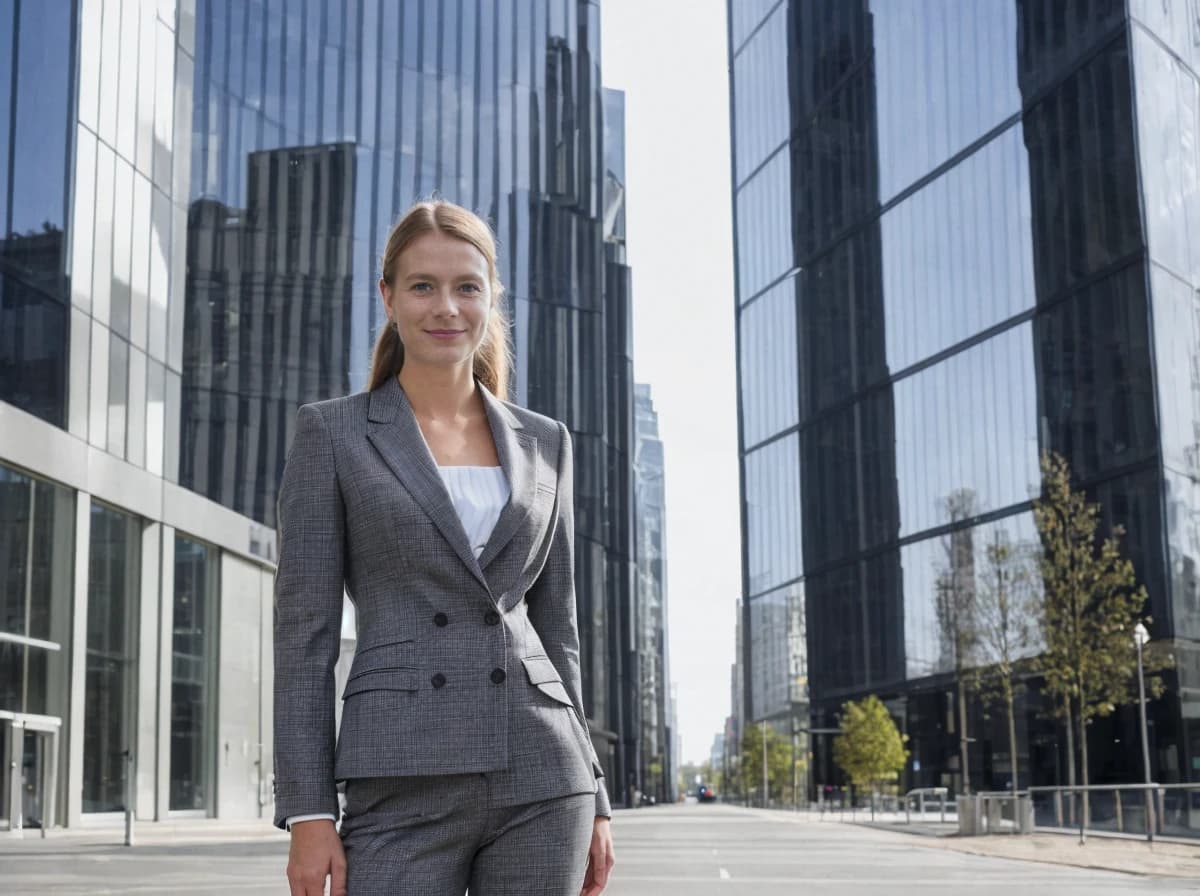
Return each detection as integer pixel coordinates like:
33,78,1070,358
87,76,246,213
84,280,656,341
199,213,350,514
181,0,634,794
732,0,1200,792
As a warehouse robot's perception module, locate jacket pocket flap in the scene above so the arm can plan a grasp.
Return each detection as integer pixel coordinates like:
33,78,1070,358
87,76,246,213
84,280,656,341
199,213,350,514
352,639,416,675
342,667,419,698
521,655,562,685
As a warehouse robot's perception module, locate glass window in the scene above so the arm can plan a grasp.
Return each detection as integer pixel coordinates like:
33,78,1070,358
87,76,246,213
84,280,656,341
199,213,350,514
71,127,99,312
10,0,74,238
108,332,130,458
92,143,116,326
732,4,788,185
1132,25,1200,286
871,0,1020,201
748,582,805,720
739,276,799,447
146,358,166,476
900,512,1040,682
1152,265,1200,481
136,1,157,175
98,0,122,145
0,463,74,717
735,151,792,304
1022,37,1142,299
116,0,139,161
894,324,1039,539
1035,263,1158,483
729,0,781,52
170,535,217,812
880,126,1035,373
84,501,141,813
153,20,175,193
79,0,103,131
130,174,153,349
110,160,134,339
744,434,802,595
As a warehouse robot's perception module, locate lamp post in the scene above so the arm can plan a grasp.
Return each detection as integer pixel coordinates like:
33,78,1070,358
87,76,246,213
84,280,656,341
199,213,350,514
1134,621,1154,841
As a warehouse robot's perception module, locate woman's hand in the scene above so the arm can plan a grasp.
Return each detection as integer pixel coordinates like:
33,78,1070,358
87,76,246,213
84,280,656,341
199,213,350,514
287,819,347,896
580,816,615,896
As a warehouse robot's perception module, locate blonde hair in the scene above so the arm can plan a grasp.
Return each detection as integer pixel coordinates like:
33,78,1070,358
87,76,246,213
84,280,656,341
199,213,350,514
368,200,512,398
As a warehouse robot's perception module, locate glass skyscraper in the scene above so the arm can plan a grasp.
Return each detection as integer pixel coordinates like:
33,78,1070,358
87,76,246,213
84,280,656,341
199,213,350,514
1,0,635,829
730,0,1200,794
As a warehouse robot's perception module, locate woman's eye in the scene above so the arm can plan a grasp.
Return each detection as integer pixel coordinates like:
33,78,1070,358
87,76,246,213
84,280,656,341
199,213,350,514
459,283,481,294
411,282,431,292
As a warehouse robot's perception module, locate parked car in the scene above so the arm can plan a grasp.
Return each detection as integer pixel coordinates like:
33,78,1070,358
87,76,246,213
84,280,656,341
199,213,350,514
696,783,716,803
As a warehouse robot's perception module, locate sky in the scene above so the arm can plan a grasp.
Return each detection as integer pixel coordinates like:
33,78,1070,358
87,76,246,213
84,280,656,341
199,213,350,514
599,0,742,766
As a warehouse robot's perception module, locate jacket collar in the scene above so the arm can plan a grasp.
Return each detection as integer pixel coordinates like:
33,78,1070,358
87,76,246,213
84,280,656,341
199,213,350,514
365,375,537,595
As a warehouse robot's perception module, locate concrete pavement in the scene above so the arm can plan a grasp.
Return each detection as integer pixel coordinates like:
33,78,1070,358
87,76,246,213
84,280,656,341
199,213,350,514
2,803,1198,894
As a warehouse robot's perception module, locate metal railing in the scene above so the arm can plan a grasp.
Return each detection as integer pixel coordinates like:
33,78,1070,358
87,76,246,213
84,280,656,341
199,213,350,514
1028,783,1200,842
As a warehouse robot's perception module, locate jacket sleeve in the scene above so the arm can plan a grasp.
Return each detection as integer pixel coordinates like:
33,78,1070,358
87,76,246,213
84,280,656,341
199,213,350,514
526,421,613,818
272,403,345,830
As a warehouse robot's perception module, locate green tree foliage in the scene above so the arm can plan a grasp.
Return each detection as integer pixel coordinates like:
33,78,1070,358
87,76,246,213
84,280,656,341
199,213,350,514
739,723,793,805
833,695,910,795
1032,452,1173,812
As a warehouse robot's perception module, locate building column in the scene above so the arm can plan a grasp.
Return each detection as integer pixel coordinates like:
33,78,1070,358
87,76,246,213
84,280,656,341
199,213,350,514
155,526,176,820
66,494,91,828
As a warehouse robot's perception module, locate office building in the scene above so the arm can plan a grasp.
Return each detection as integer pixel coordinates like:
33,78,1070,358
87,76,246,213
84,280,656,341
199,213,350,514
729,0,1200,793
1,0,636,830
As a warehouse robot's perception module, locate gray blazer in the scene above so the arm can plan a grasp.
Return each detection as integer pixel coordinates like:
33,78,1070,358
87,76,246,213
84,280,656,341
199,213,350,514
272,375,611,830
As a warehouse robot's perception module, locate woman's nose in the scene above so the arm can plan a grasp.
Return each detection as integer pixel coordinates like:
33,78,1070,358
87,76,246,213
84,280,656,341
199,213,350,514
431,285,458,315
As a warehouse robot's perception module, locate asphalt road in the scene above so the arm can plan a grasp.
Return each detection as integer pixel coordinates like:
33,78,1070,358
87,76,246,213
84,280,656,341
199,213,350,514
3,803,1198,895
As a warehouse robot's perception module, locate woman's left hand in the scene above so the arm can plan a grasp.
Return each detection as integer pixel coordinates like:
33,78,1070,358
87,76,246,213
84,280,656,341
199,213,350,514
580,816,615,895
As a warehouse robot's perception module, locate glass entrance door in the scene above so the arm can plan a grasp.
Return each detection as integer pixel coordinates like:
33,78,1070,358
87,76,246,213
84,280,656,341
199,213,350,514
1,713,61,833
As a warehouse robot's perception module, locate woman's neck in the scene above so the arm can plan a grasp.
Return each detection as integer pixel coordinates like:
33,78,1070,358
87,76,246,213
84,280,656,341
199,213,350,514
397,363,480,421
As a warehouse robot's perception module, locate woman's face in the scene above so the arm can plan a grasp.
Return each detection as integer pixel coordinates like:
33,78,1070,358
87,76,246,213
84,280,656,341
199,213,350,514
381,230,493,373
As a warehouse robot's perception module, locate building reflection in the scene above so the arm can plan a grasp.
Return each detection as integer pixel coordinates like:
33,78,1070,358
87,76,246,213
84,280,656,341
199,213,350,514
732,0,1200,796
181,143,355,528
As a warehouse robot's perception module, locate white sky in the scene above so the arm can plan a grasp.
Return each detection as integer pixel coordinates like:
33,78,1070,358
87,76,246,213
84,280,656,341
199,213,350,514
600,0,742,766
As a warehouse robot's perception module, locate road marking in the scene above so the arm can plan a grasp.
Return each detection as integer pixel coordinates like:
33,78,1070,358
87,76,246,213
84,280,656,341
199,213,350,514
719,867,731,880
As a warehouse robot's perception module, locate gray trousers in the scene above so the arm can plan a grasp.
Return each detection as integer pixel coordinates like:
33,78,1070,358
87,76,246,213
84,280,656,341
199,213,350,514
339,774,595,895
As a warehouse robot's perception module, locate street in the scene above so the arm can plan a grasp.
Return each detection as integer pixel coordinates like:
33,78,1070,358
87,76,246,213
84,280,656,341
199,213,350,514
3,803,1199,895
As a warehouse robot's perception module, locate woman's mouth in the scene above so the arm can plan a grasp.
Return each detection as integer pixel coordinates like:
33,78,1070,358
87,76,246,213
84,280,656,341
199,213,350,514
426,329,466,340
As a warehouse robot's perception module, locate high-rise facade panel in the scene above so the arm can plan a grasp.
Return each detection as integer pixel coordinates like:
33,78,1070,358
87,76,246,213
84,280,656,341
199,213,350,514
731,0,1200,793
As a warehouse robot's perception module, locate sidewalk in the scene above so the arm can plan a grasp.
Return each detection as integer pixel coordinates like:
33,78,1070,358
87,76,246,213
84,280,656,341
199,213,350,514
1,818,289,853
914,831,1200,879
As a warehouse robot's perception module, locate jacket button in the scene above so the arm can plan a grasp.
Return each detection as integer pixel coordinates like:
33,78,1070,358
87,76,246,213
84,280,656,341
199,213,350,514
431,673,447,688
484,610,500,625
490,668,506,684
433,612,448,627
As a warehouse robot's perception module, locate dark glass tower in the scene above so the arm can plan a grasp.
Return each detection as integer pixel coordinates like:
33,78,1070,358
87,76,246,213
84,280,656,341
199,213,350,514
730,0,1200,793
184,0,635,799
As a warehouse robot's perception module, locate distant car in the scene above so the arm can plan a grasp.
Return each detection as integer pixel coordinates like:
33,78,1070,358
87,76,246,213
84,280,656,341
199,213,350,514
696,783,716,803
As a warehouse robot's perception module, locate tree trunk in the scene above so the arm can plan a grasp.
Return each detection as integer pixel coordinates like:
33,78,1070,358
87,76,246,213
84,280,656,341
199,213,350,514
1078,708,1090,830
1064,698,1076,826
959,681,971,795
1006,688,1019,791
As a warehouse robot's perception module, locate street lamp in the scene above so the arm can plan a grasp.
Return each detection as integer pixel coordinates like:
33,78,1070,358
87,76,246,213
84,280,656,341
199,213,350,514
1134,621,1155,841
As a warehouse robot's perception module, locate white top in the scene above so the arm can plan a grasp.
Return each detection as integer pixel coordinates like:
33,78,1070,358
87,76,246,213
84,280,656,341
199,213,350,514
286,464,510,831
436,464,511,557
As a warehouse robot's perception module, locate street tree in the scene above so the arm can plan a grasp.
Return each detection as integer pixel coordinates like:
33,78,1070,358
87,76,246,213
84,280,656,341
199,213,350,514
833,695,909,817
973,527,1038,791
739,723,792,807
936,488,982,794
1032,452,1172,824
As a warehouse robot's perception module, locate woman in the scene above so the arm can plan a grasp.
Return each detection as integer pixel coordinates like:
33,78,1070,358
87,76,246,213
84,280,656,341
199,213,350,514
273,200,615,895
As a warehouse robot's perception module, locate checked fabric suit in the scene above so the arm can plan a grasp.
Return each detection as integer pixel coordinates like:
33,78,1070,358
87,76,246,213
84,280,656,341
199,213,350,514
272,374,612,834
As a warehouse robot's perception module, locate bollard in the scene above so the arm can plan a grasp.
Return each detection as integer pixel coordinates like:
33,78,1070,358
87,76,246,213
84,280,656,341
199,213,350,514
124,749,135,847
1115,790,1123,834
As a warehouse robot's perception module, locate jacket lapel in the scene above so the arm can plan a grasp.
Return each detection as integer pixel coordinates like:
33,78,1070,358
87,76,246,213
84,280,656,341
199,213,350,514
476,383,537,571
365,376,490,592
